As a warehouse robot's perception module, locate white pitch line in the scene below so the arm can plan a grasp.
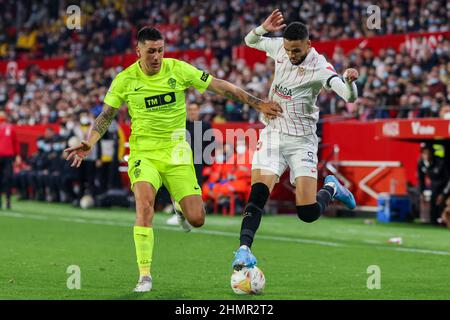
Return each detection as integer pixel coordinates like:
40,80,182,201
1,211,450,256
185,227,340,247
393,247,450,256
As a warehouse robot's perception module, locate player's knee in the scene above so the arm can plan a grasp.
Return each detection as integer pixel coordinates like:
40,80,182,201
136,197,155,216
187,213,205,228
185,206,205,228
296,203,321,223
190,216,205,228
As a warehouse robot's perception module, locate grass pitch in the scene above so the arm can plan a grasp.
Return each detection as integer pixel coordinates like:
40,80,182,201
0,198,449,300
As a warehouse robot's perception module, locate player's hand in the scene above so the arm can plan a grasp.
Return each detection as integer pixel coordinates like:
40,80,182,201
257,101,283,119
64,140,92,168
343,68,359,83
262,9,286,33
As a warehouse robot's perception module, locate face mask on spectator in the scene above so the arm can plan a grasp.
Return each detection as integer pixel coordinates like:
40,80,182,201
422,100,432,108
412,65,422,76
80,116,90,125
444,112,450,120
372,79,381,88
388,80,396,88
427,77,439,85
53,142,64,152
66,121,75,131
59,125,68,137
401,70,410,78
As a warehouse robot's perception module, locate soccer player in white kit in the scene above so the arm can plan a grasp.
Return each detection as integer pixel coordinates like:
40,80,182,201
232,10,359,270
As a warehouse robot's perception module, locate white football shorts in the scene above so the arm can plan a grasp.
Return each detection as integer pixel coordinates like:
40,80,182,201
252,127,319,185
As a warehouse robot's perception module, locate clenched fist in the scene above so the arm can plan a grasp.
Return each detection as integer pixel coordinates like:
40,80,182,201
343,68,359,83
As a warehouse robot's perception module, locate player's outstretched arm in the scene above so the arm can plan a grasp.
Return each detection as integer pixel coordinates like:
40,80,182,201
329,68,359,103
64,104,119,167
245,9,286,47
207,77,282,119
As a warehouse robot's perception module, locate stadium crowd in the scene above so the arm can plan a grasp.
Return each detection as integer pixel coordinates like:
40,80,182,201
1,0,448,60
0,0,449,122
1,35,449,125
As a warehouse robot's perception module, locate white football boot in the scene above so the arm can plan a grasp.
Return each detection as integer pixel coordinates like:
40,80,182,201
174,201,192,232
133,275,152,293
166,213,179,226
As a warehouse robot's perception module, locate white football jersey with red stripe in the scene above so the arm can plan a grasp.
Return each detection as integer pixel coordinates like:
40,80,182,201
255,38,337,136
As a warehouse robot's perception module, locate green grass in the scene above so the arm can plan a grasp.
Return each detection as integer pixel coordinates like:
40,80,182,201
0,198,449,300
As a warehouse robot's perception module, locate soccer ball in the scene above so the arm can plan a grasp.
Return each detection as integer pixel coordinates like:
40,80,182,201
230,266,265,295
80,195,95,209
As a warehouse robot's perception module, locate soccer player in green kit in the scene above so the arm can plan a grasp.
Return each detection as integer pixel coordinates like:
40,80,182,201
64,27,282,292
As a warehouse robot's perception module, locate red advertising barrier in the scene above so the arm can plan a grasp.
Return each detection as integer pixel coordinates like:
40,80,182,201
321,119,421,186
376,118,450,140
15,124,60,156
13,119,446,211
324,160,408,208
234,31,450,67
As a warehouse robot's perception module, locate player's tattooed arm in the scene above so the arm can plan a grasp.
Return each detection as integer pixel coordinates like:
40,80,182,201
64,104,119,168
207,77,282,119
93,104,119,137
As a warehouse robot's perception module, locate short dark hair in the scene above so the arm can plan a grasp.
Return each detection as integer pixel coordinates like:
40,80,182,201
283,22,309,41
137,26,164,43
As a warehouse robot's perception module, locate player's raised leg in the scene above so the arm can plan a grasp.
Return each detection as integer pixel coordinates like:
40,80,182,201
232,169,278,270
295,176,325,222
324,175,356,209
294,175,356,223
179,195,205,228
133,181,157,292
171,198,193,231
163,154,205,230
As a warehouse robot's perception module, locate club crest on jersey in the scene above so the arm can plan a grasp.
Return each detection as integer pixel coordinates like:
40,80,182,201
134,168,141,178
168,78,176,89
298,66,306,76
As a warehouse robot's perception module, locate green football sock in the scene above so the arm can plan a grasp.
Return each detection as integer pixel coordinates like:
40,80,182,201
133,226,154,277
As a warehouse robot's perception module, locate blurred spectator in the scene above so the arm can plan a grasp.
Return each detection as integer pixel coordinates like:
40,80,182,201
440,196,450,228
1,30,449,125
0,110,21,209
73,110,101,203
186,102,214,185
418,144,450,225
1,1,448,61
439,104,450,119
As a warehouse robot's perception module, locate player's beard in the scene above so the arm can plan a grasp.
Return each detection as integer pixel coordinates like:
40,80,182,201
291,54,307,65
